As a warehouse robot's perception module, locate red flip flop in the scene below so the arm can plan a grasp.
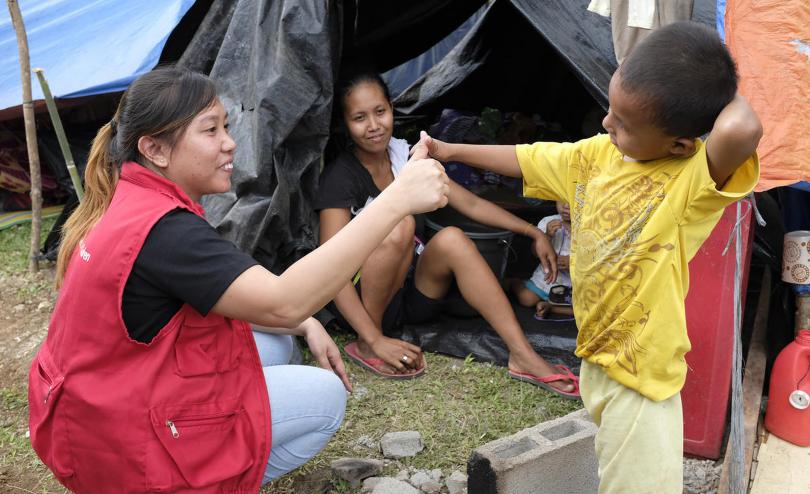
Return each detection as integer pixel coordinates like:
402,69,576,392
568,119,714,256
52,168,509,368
344,342,425,380
508,365,581,400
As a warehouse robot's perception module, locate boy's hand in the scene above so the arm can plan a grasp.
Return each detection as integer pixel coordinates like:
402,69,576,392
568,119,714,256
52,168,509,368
546,219,565,237
411,131,451,162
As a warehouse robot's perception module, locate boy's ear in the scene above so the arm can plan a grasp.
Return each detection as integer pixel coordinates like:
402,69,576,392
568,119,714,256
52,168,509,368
137,136,169,169
669,137,696,157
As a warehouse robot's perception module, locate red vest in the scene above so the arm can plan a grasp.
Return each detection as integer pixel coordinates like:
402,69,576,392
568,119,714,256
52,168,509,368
28,163,271,493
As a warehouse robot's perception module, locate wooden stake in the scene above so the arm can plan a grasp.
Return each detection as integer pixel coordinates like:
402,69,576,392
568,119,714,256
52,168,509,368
718,269,771,493
34,68,84,202
7,0,41,273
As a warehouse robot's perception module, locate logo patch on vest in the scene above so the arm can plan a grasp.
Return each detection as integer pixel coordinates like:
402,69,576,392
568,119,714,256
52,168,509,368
79,239,91,262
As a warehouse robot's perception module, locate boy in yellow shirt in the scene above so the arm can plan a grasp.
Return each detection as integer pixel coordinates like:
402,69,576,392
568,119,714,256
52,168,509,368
420,21,761,493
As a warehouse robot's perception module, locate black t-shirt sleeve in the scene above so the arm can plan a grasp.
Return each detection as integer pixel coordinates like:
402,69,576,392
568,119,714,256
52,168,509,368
313,152,376,211
122,209,258,343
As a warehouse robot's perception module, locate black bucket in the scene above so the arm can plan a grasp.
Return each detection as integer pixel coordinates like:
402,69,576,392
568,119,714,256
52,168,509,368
423,208,513,317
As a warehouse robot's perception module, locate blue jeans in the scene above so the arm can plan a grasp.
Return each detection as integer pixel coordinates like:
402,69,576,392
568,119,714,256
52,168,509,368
252,331,347,483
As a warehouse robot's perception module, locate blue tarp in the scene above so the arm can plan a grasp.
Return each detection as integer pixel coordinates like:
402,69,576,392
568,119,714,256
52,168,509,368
0,0,196,112
382,5,486,98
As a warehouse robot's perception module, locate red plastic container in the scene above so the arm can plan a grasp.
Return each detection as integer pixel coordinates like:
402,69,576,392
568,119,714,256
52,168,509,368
764,330,810,446
682,201,753,459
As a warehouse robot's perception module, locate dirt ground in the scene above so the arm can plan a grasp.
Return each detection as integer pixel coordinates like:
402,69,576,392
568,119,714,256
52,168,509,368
0,267,68,493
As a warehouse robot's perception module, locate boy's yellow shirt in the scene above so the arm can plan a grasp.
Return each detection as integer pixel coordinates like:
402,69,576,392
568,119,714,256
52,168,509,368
517,134,759,401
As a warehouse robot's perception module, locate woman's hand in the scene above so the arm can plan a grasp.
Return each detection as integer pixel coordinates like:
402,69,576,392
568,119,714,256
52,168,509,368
301,318,353,392
528,231,558,284
368,336,424,373
387,156,450,215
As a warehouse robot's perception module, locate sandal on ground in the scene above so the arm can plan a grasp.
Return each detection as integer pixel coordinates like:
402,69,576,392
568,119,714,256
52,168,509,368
508,364,581,400
344,342,425,380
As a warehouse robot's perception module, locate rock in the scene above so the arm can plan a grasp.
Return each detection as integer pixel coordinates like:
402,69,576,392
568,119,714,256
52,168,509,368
395,469,410,481
330,458,384,487
354,434,378,450
421,479,443,493
409,470,432,488
361,477,383,493
446,470,468,494
683,458,721,494
380,431,424,458
371,477,421,494
13,304,25,313
353,385,369,399
291,468,332,494
37,301,50,312
429,468,443,482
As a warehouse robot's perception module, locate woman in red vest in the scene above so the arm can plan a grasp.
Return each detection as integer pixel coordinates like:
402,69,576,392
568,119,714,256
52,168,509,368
28,67,449,493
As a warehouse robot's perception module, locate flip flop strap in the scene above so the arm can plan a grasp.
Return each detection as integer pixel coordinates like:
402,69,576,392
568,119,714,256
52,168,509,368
510,369,570,384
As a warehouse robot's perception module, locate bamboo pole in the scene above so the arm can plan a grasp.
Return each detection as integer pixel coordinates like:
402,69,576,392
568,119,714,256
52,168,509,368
34,68,84,202
7,0,41,273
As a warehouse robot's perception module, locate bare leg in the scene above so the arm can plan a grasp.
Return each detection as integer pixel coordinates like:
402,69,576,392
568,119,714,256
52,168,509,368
355,216,416,361
511,281,542,308
414,227,575,393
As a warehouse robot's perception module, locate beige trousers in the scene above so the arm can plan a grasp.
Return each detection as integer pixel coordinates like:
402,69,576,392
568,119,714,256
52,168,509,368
580,360,684,494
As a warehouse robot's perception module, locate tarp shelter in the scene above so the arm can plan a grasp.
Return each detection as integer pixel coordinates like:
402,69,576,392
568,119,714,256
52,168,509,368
724,0,810,191
185,0,715,273
0,0,197,118
181,0,487,272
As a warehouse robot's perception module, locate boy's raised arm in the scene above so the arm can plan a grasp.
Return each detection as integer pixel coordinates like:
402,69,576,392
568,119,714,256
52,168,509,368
705,94,763,188
419,131,524,177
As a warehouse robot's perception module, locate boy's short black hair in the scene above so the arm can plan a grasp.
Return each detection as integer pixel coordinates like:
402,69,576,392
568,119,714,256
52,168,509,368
619,21,737,138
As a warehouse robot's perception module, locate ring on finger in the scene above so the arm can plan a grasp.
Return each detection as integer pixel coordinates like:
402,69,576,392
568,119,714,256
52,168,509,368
401,354,410,363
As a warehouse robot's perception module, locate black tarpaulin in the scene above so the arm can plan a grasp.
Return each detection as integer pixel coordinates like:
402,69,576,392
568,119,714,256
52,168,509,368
189,0,713,270
195,0,342,271
187,0,484,272
395,0,715,114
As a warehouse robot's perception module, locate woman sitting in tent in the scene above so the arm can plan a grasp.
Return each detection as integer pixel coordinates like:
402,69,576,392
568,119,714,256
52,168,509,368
315,68,579,398
28,66,450,492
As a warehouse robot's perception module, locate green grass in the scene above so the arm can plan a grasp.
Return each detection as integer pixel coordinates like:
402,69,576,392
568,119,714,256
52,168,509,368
264,333,581,493
0,216,58,275
0,386,69,494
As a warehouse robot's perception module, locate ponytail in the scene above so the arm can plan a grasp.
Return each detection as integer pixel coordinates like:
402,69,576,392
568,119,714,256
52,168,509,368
55,122,119,287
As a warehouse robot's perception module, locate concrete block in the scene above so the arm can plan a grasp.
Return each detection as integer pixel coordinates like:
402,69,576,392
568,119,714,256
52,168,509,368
467,409,598,494
371,477,421,494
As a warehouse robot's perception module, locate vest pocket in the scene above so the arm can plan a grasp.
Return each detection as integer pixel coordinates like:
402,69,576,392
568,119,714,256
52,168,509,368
147,400,255,490
28,352,74,478
174,313,242,377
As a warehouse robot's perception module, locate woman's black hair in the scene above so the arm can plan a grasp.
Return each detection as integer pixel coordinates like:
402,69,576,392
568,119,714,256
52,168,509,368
326,65,391,160
334,68,391,116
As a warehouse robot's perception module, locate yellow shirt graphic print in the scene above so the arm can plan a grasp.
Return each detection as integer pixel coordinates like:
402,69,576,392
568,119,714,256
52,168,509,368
517,134,758,401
